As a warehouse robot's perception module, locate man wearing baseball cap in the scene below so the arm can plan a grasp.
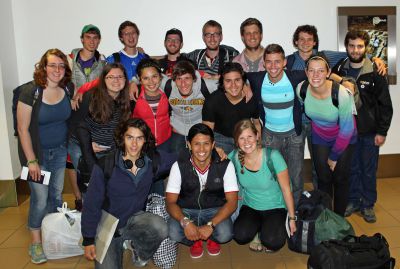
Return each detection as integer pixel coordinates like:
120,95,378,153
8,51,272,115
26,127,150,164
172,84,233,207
66,23,106,212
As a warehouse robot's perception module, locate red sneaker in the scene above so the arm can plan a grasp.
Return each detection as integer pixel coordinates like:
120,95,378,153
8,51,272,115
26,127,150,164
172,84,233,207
190,240,204,259
206,239,221,256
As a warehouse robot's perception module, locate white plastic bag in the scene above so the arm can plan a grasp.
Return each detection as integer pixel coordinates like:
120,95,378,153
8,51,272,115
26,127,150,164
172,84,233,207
41,202,84,259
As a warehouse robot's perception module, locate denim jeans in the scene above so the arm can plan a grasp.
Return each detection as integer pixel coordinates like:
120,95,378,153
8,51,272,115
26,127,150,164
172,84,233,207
168,207,233,246
28,143,67,230
302,121,318,189
348,134,379,209
263,130,304,206
95,211,168,269
169,132,188,153
214,132,235,155
68,138,81,170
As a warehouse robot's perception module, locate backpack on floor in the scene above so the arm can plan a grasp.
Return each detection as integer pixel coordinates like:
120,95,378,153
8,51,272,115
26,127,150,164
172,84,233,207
288,190,332,254
145,193,178,269
308,233,396,269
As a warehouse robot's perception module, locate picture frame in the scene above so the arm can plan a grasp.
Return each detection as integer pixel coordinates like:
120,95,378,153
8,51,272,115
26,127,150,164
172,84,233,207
338,6,397,85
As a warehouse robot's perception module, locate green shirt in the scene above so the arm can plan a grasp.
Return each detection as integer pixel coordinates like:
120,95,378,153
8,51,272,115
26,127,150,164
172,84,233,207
228,148,287,211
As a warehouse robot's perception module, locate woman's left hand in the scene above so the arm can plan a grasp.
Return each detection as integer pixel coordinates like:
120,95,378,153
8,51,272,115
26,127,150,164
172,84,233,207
289,219,297,236
327,158,337,171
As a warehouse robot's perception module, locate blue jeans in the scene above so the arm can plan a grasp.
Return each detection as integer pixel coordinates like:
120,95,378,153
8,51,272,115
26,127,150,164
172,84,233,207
348,134,379,209
302,121,318,189
263,130,304,206
28,143,67,230
168,207,233,246
68,138,81,170
214,132,235,155
95,211,168,269
169,132,188,153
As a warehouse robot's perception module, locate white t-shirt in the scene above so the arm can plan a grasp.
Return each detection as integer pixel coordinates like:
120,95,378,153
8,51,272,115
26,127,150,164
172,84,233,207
166,161,239,194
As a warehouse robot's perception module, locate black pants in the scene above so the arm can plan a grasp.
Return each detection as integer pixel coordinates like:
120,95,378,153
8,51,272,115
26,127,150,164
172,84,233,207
233,205,287,251
312,144,355,216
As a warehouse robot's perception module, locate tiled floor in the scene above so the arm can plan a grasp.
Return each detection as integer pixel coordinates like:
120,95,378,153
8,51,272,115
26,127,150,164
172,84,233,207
1,178,400,268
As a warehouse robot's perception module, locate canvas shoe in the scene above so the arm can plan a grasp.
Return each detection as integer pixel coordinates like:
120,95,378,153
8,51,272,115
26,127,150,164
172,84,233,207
190,240,204,258
344,203,360,217
28,243,47,264
206,239,221,256
361,207,377,223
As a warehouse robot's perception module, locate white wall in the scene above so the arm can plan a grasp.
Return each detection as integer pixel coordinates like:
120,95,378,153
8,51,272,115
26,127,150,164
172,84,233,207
0,0,23,179
1,0,398,177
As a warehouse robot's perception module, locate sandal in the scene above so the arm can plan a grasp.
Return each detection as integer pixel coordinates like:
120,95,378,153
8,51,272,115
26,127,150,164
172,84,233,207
249,234,263,252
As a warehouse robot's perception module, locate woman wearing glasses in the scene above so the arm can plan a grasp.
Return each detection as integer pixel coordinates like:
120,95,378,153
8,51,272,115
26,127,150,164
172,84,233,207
68,62,131,193
297,54,357,216
17,48,74,264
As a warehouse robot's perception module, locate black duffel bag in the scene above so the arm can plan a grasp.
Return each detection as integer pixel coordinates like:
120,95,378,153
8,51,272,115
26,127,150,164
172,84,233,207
288,190,332,254
308,233,396,269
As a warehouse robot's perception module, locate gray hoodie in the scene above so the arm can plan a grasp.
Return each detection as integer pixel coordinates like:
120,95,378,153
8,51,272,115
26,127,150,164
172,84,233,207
166,71,218,136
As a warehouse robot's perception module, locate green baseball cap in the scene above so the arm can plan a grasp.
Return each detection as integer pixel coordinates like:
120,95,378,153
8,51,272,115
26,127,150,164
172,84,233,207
81,24,101,37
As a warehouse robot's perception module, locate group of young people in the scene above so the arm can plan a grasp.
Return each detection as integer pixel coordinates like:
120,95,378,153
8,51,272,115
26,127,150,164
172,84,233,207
16,17,392,268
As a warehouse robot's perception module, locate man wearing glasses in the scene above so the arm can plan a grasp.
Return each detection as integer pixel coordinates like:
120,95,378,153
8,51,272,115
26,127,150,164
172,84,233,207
186,20,238,79
106,21,148,82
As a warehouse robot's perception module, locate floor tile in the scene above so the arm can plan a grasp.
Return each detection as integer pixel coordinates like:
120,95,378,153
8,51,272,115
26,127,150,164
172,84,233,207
0,213,26,229
231,257,285,269
0,223,30,248
0,247,29,269
350,204,400,230
0,229,15,245
283,254,309,269
23,255,81,269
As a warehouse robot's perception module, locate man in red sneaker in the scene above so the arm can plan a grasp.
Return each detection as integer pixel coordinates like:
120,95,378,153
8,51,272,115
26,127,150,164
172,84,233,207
166,123,238,258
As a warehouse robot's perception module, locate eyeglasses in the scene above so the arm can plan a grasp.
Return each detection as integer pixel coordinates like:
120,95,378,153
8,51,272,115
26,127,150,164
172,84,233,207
105,75,126,81
47,63,66,71
203,32,221,39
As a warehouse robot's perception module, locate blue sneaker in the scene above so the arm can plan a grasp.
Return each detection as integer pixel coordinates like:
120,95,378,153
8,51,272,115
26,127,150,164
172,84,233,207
28,243,47,264
361,207,377,223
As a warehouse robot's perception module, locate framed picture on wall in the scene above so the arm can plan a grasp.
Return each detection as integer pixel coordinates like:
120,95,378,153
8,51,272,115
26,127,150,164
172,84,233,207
338,6,397,85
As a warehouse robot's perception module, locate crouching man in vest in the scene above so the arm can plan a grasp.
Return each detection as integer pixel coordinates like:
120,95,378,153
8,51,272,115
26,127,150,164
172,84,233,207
166,123,238,259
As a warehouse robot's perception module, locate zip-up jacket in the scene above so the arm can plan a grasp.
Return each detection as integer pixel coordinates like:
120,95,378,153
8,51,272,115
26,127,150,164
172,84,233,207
132,88,172,145
177,150,229,209
68,48,106,89
332,57,393,136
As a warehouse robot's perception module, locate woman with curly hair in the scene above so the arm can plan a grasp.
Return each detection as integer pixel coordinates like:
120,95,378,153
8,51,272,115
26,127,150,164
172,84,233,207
228,119,296,253
17,48,74,264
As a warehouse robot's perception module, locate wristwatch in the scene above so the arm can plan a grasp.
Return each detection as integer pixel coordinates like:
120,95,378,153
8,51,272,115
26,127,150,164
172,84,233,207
180,217,191,228
206,221,215,230
288,215,298,221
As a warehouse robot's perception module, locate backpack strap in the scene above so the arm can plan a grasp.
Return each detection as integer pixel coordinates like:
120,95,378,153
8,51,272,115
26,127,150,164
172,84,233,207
331,81,340,108
217,47,227,75
266,148,277,181
200,78,210,98
299,80,309,103
97,151,117,209
112,52,121,63
164,79,173,98
286,54,295,71
196,49,207,70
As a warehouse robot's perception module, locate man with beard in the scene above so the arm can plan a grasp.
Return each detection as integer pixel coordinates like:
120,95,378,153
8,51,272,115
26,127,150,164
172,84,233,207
186,20,238,79
157,28,191,77
106,21,148,81
331,30,393,223
233,18,265,72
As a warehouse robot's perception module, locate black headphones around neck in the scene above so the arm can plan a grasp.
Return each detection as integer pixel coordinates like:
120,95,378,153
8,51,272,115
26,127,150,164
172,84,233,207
123,156,145,169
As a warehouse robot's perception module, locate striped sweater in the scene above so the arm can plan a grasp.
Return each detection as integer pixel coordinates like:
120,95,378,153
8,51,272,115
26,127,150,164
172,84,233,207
297,83,357,161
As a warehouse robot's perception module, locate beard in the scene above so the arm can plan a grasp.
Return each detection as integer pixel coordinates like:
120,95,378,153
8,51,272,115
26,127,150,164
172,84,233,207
347,51,366,63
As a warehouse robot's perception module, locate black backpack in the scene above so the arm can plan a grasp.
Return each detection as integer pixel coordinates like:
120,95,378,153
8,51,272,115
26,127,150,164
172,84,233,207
308,233,396,269
12,81,72,136
300,80,340,108
288,190,332,254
